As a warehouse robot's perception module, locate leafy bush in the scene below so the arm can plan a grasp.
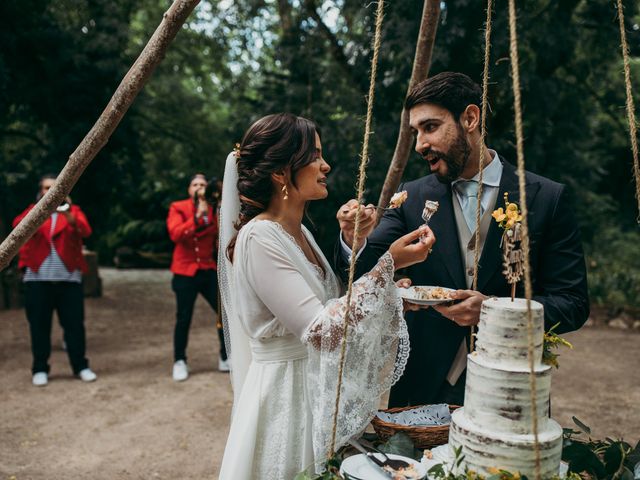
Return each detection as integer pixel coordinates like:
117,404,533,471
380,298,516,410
585,226,640,310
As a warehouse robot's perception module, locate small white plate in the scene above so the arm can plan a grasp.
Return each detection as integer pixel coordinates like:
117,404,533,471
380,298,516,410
340,453,427,480
399,286,455,306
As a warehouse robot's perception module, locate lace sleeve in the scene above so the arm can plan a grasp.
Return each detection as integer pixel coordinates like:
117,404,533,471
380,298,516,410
302,251,410,472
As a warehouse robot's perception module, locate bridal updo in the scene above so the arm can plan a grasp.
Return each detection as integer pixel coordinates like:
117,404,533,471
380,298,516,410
227,113,320,260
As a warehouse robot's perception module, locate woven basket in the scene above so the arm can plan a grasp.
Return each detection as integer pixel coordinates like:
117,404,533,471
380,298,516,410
371,404,461,449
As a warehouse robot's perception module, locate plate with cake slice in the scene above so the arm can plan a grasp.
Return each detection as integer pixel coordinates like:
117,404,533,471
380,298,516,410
398,286,455,306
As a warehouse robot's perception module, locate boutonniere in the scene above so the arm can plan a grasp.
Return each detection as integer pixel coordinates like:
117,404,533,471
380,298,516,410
492,193,523,230
492,193,524,300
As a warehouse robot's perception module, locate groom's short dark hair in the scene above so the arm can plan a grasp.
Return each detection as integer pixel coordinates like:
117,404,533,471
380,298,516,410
405,72,483,120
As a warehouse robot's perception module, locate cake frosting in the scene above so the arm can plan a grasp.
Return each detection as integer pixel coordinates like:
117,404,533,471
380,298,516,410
448,297,563,478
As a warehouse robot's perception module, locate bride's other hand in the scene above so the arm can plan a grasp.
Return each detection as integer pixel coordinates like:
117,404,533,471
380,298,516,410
389,225,435,270
337,199,377,250
396,277,424,312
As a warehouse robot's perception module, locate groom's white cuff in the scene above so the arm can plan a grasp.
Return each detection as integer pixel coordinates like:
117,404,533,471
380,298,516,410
339,233,368,262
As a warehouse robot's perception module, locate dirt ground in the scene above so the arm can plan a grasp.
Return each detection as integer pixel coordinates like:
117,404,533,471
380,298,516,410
1,268,639,480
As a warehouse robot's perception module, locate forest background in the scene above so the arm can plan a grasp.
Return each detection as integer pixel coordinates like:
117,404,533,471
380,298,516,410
1,0,639,312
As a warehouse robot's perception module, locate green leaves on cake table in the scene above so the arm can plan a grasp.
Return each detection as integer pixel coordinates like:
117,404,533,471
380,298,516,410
562,417,640,480
377,432,422,460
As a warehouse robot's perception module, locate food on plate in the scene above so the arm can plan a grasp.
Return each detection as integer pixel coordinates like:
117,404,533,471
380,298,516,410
415,286,452,300
383,463,421,479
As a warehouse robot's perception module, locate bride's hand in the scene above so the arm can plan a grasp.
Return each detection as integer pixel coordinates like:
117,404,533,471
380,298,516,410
396,277,424,312
388,225,435,270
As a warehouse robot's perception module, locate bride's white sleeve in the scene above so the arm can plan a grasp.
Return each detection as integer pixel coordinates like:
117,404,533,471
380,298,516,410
303,252,409,470
245,235,408,469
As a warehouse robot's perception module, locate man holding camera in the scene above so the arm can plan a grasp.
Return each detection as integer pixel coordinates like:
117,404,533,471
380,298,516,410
13,174,96,386
167,173,228,381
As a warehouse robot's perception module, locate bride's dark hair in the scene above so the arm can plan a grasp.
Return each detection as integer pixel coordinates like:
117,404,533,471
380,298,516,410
227,113,320,260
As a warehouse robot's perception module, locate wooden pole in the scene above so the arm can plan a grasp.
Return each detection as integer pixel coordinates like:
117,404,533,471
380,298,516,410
0,0,201,271
377,0,440,212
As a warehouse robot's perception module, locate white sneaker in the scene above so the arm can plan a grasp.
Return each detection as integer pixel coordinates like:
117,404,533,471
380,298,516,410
78,368,97,382
173,360,189,381
32,372,48,387
218,356,230,372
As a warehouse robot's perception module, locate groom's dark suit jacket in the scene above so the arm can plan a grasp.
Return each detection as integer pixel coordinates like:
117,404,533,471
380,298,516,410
335,159,589,407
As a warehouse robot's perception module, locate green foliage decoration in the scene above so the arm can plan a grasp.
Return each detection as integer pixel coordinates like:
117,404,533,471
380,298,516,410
563,417,640,480
542,323,573,369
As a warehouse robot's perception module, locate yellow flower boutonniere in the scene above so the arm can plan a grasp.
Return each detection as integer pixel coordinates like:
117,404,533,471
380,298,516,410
492,193,522,230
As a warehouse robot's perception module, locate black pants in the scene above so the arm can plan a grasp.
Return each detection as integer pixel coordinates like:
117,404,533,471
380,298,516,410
24,281,89,375
434,370,467,406
172,270,227,362
389,368,466,407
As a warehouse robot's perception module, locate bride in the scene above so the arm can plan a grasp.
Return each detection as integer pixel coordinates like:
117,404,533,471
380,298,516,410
217,113,435,479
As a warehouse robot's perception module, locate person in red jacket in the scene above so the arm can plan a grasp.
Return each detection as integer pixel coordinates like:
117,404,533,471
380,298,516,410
167,173,227,381
13,174,97,387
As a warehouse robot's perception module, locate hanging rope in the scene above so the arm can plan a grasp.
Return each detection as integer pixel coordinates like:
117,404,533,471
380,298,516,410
329,0,385,456
615,0,640,222
507,1,541,479
470,0,495,353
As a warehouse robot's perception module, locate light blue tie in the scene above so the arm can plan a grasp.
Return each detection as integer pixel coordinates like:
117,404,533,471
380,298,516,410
456,180,481,232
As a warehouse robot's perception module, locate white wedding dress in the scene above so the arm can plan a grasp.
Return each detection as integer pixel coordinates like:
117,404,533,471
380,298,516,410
217,218,409,480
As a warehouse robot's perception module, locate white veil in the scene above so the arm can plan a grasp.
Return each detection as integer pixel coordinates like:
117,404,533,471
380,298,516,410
218,151,252,408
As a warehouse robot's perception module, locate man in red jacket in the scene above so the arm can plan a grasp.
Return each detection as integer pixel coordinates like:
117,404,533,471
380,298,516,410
13,174,97,386
167,173,227,381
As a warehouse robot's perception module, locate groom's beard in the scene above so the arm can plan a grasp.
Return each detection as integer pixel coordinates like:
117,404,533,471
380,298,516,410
424,125,471,184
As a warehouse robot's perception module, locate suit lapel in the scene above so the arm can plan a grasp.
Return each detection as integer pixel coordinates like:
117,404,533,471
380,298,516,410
422,179,466,288
477,159,541,292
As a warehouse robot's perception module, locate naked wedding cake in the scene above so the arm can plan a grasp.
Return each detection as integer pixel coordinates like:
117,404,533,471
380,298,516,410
448,297,563,477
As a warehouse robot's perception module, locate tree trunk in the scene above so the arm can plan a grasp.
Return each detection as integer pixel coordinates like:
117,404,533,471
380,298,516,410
0,0,201,272
377,0,440,212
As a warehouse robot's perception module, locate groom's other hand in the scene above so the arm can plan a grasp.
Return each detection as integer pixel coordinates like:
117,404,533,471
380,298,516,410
433,290,488,326
337,199,377,250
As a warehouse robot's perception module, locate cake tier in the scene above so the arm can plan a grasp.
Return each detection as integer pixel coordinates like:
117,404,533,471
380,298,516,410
449,408,562,478
475,297,544,368
464,354,551,434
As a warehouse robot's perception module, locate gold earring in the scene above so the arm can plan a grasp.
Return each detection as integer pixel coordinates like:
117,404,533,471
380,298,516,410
281,184,289,200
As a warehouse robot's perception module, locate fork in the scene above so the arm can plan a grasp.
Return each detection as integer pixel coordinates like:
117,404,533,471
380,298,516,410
421,200,439,226
348,438,411,472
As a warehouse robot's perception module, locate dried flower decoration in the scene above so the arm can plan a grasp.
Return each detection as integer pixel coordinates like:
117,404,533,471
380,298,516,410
492,193,524,300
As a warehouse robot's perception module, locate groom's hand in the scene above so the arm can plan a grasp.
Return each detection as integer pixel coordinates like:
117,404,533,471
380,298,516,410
337,199,377,250
433,290,488,326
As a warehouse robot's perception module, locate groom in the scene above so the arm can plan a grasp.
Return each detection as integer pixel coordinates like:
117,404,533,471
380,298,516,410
335,72,589,407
